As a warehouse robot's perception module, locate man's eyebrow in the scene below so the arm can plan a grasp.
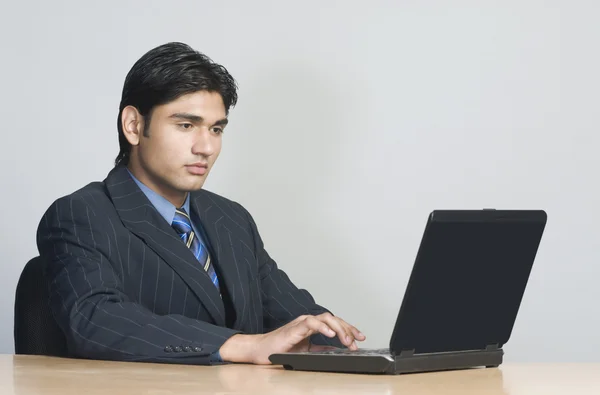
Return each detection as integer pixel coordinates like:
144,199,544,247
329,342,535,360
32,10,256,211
169,113,228,126
169,113,203,122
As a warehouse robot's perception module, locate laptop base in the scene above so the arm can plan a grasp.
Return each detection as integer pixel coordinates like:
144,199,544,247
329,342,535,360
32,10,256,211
269,348,504,375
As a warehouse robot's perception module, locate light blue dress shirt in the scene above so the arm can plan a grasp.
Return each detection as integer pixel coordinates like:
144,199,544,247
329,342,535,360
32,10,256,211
127,170,202,238
127,170,223,363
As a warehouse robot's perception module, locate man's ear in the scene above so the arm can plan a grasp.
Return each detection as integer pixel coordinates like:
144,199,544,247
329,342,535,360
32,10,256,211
121,106,145,146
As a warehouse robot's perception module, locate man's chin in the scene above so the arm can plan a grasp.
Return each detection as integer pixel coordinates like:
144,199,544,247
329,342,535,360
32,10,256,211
179,178,207,192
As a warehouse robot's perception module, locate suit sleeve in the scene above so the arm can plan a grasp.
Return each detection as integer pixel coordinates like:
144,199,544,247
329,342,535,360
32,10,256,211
239,203,344,348
37,196,240,365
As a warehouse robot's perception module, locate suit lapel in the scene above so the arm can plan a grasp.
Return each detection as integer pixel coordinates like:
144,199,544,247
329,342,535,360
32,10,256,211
191,190,250,331
104,166,226,327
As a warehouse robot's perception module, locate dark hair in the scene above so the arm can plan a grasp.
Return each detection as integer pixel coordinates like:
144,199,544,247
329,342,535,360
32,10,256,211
115,42,238,166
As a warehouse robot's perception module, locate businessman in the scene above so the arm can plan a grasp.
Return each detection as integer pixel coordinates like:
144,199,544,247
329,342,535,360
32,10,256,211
36,42,365,365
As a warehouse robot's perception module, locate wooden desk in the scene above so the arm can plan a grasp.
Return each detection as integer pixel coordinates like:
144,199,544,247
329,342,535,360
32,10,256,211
2,355,599,394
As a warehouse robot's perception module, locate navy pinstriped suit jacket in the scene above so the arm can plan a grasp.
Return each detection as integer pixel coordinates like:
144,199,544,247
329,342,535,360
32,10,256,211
36,165,340,365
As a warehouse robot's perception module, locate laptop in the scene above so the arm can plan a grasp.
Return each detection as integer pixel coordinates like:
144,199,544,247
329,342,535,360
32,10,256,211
269,209,547,374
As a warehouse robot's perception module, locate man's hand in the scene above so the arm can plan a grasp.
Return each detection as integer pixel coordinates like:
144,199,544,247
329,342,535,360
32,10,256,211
219,313,366,364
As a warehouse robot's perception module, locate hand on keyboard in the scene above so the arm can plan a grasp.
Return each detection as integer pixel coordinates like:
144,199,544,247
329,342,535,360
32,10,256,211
221,312,366,364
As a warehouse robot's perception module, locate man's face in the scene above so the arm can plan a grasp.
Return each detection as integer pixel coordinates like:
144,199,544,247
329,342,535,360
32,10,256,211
127,90,227,206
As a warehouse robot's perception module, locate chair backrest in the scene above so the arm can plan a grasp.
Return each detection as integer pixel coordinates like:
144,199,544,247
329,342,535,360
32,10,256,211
14,256,68,356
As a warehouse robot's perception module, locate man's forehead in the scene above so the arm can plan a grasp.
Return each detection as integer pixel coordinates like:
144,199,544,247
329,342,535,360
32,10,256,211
158,92,227,119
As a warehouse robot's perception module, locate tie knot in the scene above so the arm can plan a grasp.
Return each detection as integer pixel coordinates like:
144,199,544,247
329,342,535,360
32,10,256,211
172,208,192,235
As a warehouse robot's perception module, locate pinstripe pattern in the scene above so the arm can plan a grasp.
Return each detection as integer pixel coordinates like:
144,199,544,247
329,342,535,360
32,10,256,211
36,165,340,365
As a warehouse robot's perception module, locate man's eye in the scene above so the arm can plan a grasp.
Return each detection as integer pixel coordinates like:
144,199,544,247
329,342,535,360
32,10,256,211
213,127,223,134
179,123,193,130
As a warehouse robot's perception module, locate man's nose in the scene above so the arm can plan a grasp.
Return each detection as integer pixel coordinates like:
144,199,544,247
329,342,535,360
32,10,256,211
192,129,215,156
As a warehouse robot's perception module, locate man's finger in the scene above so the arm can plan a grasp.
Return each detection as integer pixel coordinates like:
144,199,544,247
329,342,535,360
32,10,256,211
321,314,367,347
317,314,356,349
335,318,366,342
348,325,366,341
293,316,336,339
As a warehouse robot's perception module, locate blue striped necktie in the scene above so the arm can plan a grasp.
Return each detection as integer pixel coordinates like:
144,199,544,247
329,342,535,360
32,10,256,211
171,208,220,290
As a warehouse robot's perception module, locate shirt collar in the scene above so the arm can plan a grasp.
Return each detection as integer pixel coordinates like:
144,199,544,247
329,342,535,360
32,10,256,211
127,169,191,225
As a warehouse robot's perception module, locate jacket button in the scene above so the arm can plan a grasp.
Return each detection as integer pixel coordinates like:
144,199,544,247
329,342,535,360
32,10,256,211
193,346,202,352
174,346,182,353
183,346,192,353
164,346,173,353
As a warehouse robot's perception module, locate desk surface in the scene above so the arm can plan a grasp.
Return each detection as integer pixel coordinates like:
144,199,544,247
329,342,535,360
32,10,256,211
2,355,599,394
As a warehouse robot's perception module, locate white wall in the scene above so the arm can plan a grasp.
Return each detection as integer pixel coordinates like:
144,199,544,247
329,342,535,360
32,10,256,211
1,0,598,361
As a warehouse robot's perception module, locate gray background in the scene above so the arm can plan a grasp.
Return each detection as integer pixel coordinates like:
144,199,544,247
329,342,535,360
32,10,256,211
1,1,598,361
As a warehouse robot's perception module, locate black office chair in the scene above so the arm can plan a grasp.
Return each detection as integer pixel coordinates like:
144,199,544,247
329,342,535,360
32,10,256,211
14,256,68,356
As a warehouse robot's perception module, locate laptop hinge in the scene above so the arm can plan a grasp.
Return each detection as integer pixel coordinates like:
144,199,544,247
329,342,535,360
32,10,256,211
399,349,415,357
486,343,500,351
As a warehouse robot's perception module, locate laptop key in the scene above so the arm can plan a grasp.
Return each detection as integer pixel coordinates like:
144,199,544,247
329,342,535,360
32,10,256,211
306,348,392,356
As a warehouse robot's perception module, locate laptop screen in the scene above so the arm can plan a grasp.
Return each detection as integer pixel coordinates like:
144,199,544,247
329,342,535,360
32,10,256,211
390,210,547,355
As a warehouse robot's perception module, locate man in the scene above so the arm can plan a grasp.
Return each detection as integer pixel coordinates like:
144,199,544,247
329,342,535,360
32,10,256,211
36,42,365,365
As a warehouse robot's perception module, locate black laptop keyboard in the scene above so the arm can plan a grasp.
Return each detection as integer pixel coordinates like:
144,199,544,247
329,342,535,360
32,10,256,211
305,348,392,356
